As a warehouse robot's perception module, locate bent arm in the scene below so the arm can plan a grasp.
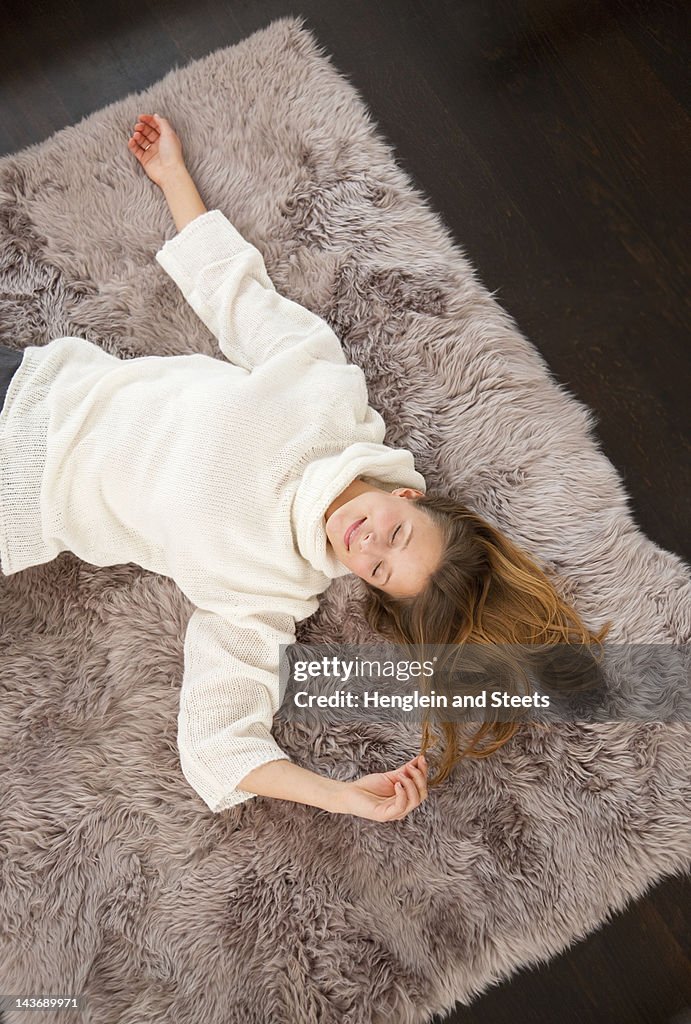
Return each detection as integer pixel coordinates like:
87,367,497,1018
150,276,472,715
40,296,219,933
179,603,347,814
155,207,348,372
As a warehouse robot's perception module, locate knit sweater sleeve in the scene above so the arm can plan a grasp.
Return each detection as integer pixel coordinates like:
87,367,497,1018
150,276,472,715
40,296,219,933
177,603,295,812
155,209,347,372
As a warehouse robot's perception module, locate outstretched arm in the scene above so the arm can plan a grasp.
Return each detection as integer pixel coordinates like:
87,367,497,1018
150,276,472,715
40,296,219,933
240,755,430,822
128,113,364,376
178,604,428,820
128,113,207,231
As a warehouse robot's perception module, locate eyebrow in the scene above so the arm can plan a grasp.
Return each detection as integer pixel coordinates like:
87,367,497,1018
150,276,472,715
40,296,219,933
385,524,412,585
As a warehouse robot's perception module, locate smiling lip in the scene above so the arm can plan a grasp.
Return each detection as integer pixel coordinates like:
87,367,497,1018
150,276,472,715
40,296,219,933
344,518,366,551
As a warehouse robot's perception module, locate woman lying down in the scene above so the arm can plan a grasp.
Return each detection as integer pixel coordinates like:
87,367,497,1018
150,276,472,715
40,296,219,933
0,114,609,821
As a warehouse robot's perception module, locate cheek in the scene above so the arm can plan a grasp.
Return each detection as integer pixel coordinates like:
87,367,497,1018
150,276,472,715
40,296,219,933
352,553,370,579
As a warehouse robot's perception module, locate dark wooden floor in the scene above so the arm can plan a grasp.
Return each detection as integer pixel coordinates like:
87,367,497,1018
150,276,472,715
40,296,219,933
0,1,689,1022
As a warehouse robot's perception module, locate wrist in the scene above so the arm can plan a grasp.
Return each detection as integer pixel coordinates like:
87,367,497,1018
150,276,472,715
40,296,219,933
159,163,193,193
317,777,349,814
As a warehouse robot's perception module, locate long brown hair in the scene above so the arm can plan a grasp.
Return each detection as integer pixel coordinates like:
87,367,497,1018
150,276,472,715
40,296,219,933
361,493,611,786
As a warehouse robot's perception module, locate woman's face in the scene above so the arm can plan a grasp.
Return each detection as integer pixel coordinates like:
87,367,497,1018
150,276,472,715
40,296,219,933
324,485,445,598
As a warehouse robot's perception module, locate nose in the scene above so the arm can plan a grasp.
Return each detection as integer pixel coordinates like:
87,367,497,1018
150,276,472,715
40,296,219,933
359,527,378,554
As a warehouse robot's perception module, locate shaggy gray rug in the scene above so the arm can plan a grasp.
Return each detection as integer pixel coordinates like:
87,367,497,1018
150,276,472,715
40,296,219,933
0,16,689,1024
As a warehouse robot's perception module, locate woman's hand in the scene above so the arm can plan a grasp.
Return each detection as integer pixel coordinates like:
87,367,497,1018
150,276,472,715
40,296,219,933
334,755,429,821
128,112,207,232
127,113,185,189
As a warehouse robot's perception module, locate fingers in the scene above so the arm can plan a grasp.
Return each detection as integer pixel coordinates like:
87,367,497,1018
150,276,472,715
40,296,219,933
140,113,172,134
389,777,419,820
380,775,416,821
127,137,147,162
129,112,177,148
135,124,157,144
403,762,428,801
389,757,428,819
396,756,428,786
138,113,162,129
392,781,407,816
126,114,160,154
132,119,158,149
384,754,427,780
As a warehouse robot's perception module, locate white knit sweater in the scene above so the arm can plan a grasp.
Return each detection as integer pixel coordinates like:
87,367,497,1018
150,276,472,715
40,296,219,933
0,209,425,811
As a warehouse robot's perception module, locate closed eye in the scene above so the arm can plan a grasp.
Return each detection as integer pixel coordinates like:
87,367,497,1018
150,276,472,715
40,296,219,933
373,525,401,580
